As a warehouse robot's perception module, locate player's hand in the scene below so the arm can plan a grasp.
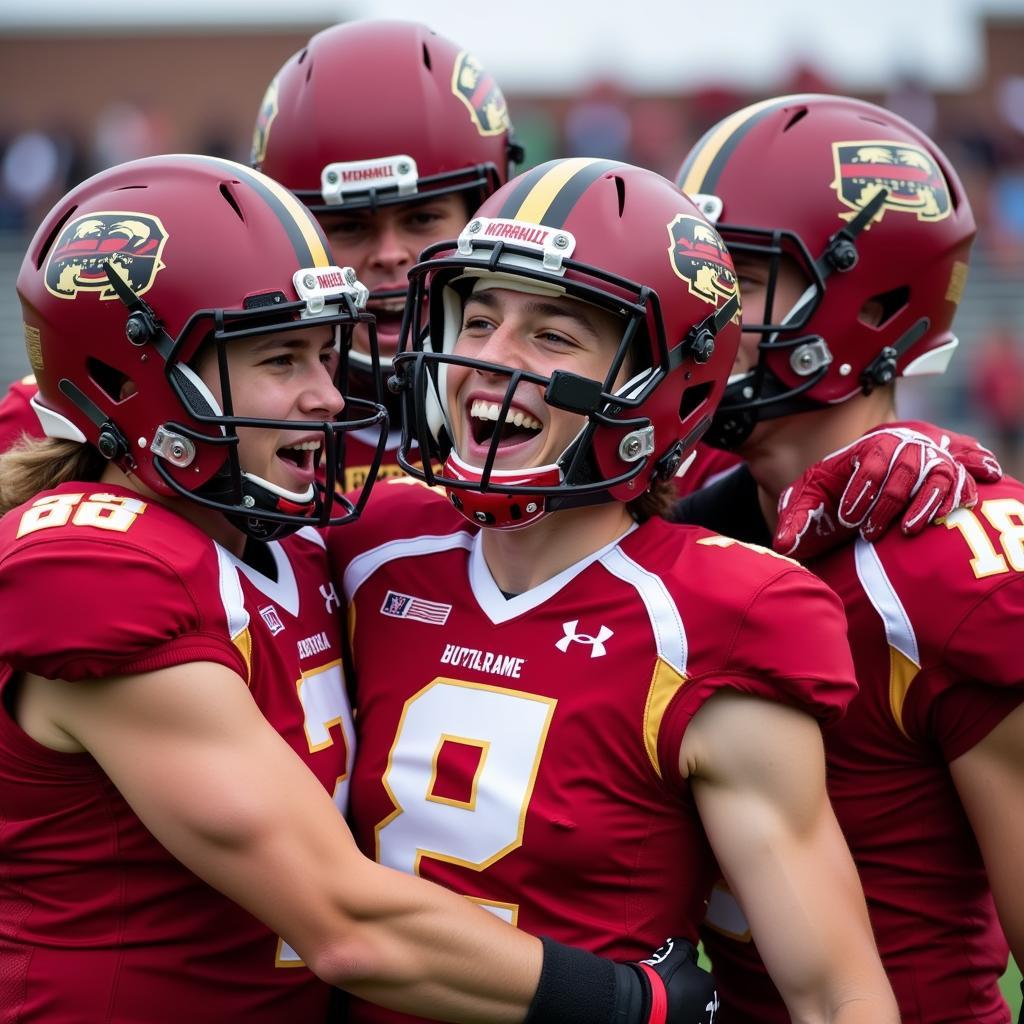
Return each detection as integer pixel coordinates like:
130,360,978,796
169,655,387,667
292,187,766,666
774,425,1002,560
628,937,718,1024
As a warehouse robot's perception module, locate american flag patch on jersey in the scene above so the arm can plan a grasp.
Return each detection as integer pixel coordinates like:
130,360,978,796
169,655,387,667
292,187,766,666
380,590,452,625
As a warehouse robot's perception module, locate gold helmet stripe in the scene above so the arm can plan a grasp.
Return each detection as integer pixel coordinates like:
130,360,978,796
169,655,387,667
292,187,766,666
193,155,331,268
497,157,623,227
676,96,795,197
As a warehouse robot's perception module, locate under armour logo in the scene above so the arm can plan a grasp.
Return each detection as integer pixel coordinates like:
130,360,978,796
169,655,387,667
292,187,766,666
555,619,613,658
320,582,340,615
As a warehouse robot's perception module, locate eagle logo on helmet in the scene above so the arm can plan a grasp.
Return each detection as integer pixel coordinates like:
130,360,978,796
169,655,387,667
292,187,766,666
831,141,951,225
250,75,280,168
44,212,168,301
451,51,510,137
667,214,740,313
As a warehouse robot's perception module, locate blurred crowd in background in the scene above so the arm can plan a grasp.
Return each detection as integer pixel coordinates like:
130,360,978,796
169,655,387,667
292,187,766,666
1,13,1022,475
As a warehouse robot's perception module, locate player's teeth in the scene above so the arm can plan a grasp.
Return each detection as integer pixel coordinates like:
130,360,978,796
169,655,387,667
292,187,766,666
510,411,541,430
471,400,501,421
469,401,541,430
283,441,320,451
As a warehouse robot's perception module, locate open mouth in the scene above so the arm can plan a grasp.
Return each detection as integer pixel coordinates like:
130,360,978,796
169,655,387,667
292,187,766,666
276,439,321,477
468,399,542,449
368,293,407,347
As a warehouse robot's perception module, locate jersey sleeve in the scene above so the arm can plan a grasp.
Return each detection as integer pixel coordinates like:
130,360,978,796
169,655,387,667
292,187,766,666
0,536,246,682
922,573,1024,759
327,477,468,580
942,573,1024,689
657,565,857,785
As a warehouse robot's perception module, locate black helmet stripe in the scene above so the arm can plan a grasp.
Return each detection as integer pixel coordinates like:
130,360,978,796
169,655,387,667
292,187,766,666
191,154,331,268
497,157,623,227
676,96,797,196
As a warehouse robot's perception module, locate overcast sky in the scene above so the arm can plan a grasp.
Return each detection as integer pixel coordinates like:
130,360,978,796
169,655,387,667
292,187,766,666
2,0,1023,92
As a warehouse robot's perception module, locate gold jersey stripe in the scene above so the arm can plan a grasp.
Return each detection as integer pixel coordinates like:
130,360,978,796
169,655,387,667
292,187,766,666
888,644,919,738
233,626,253,685
643,655,688,779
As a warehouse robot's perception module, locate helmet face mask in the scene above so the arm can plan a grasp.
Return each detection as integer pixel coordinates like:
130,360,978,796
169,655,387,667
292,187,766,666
390,159,741,530
18,155,389,540
251,21,523,385
677,94,976,450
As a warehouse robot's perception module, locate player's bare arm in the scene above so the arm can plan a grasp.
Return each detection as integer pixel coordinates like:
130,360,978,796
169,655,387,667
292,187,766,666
950,698,1024,967
682,691,899,1024
17,662,542,1022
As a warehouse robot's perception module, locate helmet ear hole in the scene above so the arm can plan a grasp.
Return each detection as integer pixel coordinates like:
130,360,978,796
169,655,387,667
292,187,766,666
87,357,134,404
861,286,909,329
679,381,714,422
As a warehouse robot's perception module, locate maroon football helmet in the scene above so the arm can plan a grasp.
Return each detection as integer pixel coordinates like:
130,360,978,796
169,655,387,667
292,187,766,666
17,154,387,539
251,20,521,218
676,94,977,449
391,158,741,529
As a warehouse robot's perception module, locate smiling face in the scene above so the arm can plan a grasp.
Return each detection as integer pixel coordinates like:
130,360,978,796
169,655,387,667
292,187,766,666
194,324,343,497
317,193,470,363
445,286,628,472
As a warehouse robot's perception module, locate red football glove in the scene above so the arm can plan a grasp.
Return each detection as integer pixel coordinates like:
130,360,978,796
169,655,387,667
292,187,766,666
774,425,1002,560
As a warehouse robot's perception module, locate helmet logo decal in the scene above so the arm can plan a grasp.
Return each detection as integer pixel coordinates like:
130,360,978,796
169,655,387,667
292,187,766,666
45,211,168,301
451,51,510,137
250,75,280,167
667,214,739,312
831,141,951,224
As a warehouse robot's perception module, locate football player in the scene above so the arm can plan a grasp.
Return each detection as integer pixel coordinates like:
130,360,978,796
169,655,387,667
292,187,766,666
0,20,519,491
251,19,524,492
327,157,899,1024
0,19,992,537
672,94,1024,1023
0,154,716,1024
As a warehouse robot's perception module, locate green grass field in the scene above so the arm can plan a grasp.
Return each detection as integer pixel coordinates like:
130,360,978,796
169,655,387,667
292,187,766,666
1002,958,1021,1017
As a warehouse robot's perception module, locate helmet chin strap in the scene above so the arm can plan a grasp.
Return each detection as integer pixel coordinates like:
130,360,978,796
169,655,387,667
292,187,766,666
242,471,315,506
228,473,321,542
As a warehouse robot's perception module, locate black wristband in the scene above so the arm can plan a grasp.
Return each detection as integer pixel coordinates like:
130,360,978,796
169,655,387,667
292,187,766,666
524,937,649,1024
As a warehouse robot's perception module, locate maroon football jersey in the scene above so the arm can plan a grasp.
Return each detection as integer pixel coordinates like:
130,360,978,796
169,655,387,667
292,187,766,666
0,375,44,452
0,482,355,1022
327,480,857,1024
675,442,742,497
340,427,418,495
703,470,1024,1024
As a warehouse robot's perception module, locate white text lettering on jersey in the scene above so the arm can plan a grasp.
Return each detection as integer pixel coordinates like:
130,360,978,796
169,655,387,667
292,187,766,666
439,643,525,679
297,631,332,659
